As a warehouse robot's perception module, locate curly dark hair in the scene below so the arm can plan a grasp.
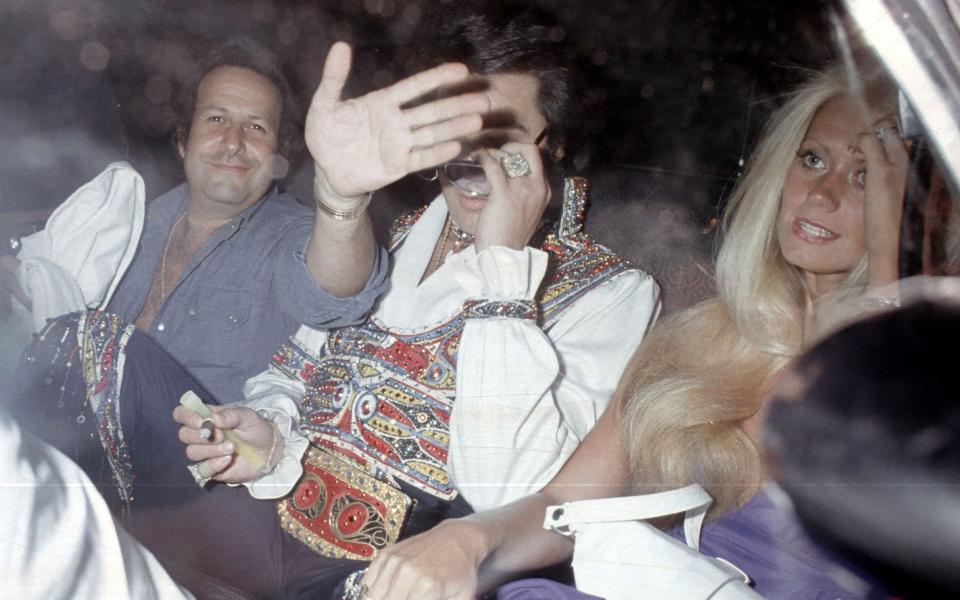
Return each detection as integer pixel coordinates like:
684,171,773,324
413,0,584,170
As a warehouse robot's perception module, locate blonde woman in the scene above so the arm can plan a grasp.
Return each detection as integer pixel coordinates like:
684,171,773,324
356,62,908,600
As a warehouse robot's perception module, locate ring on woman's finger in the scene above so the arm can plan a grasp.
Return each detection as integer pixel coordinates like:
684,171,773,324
874,126,897,139
187,461,212,488
500,151,532,178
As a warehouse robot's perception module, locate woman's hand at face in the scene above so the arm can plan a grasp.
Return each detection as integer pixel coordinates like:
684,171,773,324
361,519,488,600
859,126,909,287
473,142,551,252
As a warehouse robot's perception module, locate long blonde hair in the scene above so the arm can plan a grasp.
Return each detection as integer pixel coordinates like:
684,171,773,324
621,63,897,516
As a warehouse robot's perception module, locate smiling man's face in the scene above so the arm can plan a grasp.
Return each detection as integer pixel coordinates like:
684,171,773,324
180,65,282,215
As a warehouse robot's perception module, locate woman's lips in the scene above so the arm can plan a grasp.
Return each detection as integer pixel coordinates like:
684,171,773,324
793,218,839,243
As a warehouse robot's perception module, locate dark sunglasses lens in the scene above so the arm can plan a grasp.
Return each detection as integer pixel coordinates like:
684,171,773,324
445,162,490,197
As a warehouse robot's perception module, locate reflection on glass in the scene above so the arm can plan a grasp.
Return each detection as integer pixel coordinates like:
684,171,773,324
441,160,490,198
899,130,960,277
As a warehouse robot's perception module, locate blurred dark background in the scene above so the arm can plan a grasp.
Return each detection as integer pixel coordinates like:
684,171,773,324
0,0,837,206
1,0,841,311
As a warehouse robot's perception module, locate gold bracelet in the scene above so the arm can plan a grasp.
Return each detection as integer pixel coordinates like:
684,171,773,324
313,176,372,221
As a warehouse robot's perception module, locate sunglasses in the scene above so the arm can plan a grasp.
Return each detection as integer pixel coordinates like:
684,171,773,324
442,160,490,197
441,128,548,198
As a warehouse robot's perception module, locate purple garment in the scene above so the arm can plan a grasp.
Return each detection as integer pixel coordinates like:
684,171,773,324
495,489,885,600
670,488,884,600
495,578,600,600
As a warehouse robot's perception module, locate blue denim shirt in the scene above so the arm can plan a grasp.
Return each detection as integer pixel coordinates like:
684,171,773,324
108,183,387,404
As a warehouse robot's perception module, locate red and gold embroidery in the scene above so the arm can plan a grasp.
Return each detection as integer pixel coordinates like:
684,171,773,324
278,446,411,560
271,176,632,504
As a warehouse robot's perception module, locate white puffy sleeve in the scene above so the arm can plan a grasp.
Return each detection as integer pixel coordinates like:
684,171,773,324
446,246,660,511
234,326,328,500
0,409,193,599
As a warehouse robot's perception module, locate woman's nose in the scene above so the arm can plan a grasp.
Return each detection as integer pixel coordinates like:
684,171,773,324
807,172,842,212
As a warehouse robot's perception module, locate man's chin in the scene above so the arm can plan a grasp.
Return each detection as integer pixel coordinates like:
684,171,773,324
198,180,268,208
457,195,488,214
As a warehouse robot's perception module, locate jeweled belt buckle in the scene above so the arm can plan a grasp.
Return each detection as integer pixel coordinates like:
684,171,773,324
277,446,411,561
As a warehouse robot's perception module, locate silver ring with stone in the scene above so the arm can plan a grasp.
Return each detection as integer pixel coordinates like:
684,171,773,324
199,418,215,441
500,151,532,178
874,126,896,139
187,462,212,488
341,569,369,600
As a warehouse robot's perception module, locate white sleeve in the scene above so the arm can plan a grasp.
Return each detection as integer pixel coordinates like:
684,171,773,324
0,409,193,600
447,247,660,511
233,326,328,500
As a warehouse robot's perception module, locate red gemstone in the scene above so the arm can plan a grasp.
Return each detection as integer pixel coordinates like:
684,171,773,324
293,479,320,510
336,502,367,535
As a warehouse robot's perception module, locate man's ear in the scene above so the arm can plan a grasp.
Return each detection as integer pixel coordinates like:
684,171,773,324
542,133,565,163
176,128,187,159
552,145,565,163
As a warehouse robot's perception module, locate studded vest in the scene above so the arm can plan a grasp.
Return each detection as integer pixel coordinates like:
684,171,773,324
271,177,632,502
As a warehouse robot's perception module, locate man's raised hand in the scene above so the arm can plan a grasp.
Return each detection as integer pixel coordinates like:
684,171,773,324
305,42,489,201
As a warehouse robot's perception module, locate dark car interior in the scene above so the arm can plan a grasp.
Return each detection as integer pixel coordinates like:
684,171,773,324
2,0,959,597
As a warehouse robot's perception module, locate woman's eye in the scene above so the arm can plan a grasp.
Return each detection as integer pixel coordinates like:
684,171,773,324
798,150,823,170
248,123,265,132
206,115,223,123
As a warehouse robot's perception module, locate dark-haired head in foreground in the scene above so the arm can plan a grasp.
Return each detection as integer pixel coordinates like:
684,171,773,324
766,300,960,596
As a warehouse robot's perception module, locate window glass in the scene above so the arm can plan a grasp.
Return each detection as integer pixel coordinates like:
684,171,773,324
1,0,959,596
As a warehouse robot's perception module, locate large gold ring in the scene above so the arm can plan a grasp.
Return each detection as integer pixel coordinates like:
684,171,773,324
500,151,532,178
187,462,212,488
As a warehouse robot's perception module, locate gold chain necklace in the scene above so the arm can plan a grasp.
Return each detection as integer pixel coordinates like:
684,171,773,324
448,218,474,251
160,212,186,300
428,216,474,275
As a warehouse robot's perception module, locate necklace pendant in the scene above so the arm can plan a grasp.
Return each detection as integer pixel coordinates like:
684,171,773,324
448,218,474,252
